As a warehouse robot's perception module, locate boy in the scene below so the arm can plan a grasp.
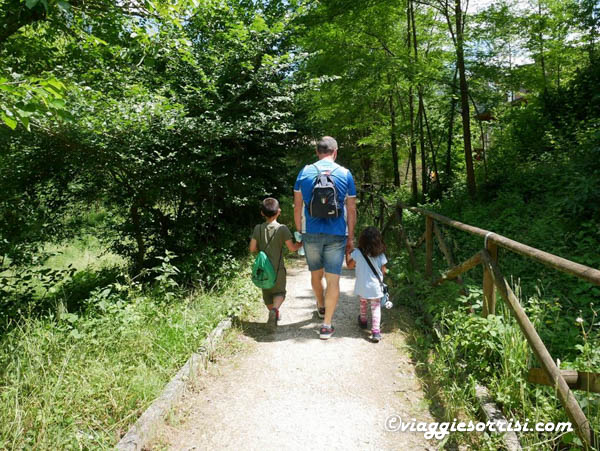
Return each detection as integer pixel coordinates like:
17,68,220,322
249,198,303,326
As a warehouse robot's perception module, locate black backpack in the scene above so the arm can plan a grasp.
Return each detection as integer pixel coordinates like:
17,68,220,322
309,164,342,218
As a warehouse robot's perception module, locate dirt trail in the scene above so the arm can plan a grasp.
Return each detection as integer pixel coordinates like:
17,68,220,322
153,262,436,450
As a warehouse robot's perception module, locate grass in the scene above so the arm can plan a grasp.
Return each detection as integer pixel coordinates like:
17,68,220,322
0,256,261,449
42,234,125,272
386,236,600,450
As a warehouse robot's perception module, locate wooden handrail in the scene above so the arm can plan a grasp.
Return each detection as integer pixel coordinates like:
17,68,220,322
400,203,600,286
392,201,599,448
482,250,593,446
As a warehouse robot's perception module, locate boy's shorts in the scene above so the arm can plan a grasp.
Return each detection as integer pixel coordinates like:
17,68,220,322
302,233,347,275
261,288,286,305
261,268,286,305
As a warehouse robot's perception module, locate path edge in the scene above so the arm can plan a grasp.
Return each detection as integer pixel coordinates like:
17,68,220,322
115,317,234,451
475,384,522,451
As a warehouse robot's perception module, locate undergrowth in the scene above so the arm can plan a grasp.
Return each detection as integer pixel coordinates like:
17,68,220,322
385,216,600,450
0,257,260,449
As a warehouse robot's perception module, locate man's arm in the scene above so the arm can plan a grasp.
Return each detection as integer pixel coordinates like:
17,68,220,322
346,196,357,252
294,191,304,233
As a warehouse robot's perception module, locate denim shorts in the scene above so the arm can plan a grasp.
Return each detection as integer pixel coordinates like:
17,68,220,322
302,233,347,275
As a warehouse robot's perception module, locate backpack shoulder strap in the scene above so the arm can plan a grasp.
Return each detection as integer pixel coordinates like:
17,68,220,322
358,248,383,284
263,223,280,251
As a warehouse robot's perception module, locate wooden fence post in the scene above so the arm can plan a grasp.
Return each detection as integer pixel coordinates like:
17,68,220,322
425,216,433,278
481,251,595,448
482,237,498,317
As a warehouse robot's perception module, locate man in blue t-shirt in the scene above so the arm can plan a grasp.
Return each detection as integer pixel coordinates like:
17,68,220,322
293,136,357,340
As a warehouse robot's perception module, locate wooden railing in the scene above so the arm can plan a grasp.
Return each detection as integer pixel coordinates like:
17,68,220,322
382,201,600,448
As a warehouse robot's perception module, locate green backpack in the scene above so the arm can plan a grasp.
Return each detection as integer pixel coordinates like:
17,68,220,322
251,225,281,289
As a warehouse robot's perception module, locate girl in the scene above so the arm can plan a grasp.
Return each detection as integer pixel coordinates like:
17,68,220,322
346,226,388,343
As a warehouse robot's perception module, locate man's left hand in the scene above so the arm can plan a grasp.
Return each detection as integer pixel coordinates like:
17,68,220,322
346,237,354,253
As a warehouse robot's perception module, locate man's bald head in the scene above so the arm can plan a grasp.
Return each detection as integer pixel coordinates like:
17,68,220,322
316,136,338,155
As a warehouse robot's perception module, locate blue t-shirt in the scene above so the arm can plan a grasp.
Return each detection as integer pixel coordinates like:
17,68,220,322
351,249,388,299
294,160,357,236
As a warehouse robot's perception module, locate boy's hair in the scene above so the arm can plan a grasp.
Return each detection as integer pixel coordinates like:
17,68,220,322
358,226,386,257
260,197,280,218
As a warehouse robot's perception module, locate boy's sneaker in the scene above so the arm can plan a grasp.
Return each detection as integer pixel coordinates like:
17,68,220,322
371,330,382,343
267,309,277,327
357,315,368,329
274,308,281,322
317,306,325,319
319,324,335,340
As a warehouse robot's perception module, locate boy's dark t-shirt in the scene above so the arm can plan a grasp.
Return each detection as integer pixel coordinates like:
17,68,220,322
252,221,292,292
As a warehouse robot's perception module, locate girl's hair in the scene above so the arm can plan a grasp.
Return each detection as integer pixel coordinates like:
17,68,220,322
358,226,386,257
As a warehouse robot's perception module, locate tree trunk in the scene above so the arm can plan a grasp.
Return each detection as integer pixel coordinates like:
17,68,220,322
455,0,476,197
360,152,372,202
409,0,427,200
417,92,427,198
538,0,548,89
409,89,418,203
469,94,488,181
422,102,439,183
389,92,400,187
130,201,146,271
407,0,418,203
446,69,458,180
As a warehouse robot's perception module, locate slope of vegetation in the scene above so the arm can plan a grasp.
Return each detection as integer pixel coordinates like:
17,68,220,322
1,0,599,448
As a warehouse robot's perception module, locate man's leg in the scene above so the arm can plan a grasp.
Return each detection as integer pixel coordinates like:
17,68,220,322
311,269,325,308
320,235,346,327
323,272,340,325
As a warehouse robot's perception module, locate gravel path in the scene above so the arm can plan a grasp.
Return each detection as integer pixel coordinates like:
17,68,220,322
153,262,436,450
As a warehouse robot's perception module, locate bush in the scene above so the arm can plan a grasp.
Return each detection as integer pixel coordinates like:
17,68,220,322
0,257,260,449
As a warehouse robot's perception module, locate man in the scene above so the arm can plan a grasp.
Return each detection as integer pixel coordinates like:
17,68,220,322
294,136,357,339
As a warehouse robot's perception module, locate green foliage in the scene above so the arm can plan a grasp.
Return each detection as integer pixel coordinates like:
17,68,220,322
0,258,260,448
0,0,305,284
384,55,600,443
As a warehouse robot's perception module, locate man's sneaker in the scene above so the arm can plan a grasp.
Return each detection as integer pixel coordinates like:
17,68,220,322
371,331,382,343
317,306,325,319
319,324,335,340
357,315,368,329
267,309,277,327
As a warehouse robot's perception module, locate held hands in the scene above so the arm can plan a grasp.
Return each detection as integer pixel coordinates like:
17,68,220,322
294,231,305,255
345,250,356,269
345,236,354,254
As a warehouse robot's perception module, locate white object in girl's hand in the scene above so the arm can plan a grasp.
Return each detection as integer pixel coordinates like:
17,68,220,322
384,300,393,309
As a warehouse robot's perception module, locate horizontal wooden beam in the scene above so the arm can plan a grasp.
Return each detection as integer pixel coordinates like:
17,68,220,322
399,203,600,286
433,251,482,286
433,223,464,287
528,368,600,393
